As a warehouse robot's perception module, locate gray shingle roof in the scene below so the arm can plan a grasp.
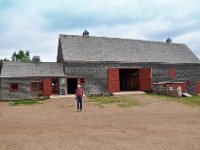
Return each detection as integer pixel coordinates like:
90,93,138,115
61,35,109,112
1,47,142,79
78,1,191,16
59,34,200,63
0,62,65,78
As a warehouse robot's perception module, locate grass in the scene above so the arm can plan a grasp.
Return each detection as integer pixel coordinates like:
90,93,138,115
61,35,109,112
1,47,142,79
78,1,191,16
148,93,200,106
88,96,139,108
9,96,50,106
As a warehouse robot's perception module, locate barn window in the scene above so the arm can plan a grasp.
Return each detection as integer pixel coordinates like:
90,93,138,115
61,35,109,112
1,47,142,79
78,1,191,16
169,68,176,79
78,78,85,85
31,82,43,93
80,78,85,84
10,83,19,92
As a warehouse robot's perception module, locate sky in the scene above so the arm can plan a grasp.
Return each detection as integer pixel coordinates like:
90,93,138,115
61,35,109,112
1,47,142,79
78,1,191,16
0,0,200,62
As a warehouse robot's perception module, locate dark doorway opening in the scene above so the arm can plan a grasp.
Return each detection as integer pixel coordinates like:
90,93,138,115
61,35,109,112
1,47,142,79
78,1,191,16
119,69,140,91
67,78,78,94
52,78,60,94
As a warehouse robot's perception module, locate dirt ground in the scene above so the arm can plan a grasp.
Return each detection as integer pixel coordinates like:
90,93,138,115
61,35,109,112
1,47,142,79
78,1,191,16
0,95,200,150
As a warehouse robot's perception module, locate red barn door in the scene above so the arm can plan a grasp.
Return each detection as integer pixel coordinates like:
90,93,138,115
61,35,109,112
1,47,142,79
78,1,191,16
139,68,152,92
196,82,200,94
108,68,120,92
43,78,52,96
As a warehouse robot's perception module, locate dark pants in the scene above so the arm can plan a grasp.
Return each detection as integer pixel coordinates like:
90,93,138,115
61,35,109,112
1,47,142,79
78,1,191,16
77,96,82,111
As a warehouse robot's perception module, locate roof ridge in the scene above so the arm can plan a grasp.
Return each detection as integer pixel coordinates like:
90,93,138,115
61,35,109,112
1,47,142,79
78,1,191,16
3,61,60,64
59,34,185,45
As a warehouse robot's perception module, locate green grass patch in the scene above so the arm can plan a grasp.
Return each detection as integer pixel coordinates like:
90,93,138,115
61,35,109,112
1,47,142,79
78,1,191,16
10,100,39,106
10,96,50,106
148,93,200,106
88,96,139,108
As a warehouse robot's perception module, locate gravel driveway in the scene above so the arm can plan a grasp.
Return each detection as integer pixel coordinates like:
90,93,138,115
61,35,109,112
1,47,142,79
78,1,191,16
0,95,200,150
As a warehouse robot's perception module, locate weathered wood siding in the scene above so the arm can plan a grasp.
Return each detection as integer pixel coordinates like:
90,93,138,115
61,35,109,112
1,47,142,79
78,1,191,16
0,78,43,100
64,62,200,96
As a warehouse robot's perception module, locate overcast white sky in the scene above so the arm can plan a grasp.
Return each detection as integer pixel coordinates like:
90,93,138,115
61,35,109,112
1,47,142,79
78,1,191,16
0,0,199,61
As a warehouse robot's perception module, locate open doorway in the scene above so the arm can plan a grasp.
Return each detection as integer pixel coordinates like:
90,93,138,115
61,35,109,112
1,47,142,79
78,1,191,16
52,78,60,94
108,68,152,92
67,78,78,94
119,69,140,91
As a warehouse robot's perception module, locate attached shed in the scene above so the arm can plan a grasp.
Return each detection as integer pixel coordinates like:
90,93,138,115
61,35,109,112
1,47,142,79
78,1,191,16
57,33,200,95
0,62,65,100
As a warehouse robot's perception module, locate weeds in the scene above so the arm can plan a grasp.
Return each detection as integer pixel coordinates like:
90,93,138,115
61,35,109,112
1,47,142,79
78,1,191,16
88,96,139,108
148,93,200,106
9,96,50,106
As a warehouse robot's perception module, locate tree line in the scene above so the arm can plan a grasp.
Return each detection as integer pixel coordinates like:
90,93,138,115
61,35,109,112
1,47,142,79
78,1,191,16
0,50,31,65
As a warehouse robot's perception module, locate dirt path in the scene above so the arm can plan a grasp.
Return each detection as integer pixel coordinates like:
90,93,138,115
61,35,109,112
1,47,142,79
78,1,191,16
0,95,200,150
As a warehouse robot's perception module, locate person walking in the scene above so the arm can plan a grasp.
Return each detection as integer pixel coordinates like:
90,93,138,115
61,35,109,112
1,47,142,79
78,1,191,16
177,84,182,97
75,84,84,112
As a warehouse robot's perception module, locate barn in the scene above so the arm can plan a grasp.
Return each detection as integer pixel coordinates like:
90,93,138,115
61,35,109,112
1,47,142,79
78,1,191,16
57,31,200,96
0,31,200,100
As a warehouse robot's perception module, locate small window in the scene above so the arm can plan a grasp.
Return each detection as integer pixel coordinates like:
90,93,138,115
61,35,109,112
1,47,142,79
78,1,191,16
169,68,176,79
31,82,43,93
39,82,43,91
80,78,85,84
31,82,38,91
10,83,19,92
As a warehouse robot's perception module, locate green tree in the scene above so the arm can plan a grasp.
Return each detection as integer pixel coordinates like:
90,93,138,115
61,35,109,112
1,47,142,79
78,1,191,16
11,51,17,62
11,50,31,62
0,58,9,65
0,58,9,71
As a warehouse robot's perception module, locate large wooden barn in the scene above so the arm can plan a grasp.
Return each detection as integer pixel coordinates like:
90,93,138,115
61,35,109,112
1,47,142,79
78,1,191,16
57,31,200,96
0,31,200,100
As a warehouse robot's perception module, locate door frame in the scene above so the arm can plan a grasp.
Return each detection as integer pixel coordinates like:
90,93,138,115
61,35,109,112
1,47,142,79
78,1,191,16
52,78,60,95
108,67,152,92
